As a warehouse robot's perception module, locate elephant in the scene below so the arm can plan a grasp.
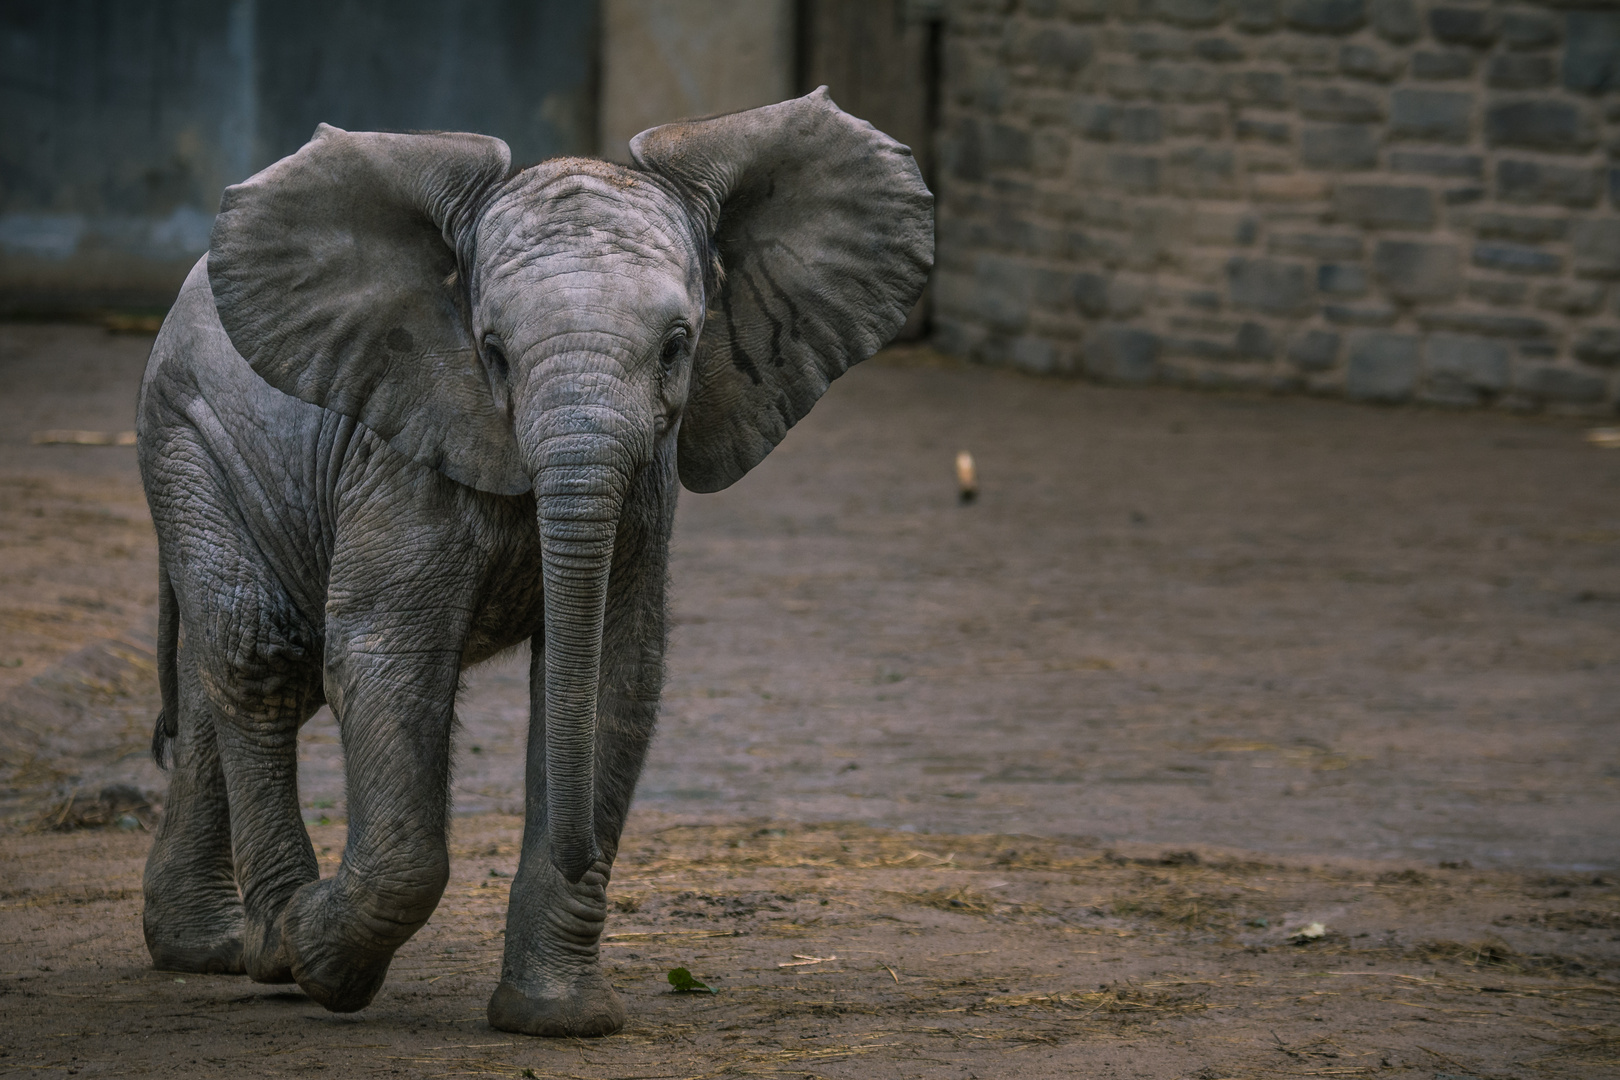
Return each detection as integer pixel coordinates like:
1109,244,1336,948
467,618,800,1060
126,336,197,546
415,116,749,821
135,88,932,1037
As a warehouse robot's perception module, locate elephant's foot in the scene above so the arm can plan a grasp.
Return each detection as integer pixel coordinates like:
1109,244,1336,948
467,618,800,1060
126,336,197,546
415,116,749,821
143,891,248,976
276,878,400,1012
147,935,246,976
488,973,626,1037
241,914,297,984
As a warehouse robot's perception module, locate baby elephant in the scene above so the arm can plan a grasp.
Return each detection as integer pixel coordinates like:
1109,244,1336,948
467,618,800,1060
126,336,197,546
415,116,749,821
137,89,931,1036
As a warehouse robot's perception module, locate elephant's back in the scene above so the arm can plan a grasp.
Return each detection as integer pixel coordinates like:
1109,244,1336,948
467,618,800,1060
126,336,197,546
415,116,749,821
140,256,329,456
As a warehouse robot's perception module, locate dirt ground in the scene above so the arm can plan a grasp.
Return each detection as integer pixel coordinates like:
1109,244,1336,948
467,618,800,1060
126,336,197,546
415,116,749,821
1,323,1618,1077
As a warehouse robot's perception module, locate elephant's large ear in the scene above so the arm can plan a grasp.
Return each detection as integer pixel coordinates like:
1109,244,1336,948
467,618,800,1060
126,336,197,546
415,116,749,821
208,125,529,495
630,88,933,493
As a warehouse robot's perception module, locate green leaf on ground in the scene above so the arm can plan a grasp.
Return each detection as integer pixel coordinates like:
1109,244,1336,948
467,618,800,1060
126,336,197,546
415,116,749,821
667,966,716,993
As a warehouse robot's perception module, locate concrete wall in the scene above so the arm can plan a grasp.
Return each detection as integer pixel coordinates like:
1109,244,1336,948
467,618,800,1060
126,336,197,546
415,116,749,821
0,0,597,312
931,0,1620,412
597,0,794,162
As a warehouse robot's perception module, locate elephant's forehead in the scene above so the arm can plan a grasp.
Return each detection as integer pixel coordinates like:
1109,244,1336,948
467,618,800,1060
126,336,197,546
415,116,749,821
480,162,695,275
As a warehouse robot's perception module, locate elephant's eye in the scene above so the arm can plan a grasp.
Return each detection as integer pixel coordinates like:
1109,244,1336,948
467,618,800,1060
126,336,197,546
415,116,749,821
660,329,688,372
482,337,509,381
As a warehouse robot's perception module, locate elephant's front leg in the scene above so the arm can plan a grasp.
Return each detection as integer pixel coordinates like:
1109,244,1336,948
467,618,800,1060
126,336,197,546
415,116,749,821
275,644,462,1012
490,473,673,1037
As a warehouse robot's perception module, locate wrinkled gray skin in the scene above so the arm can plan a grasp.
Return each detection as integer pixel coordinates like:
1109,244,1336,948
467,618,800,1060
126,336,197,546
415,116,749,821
135,90,931,1037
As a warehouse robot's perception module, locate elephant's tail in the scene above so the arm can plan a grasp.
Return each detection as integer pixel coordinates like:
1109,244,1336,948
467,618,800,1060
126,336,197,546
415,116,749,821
150,558,180,769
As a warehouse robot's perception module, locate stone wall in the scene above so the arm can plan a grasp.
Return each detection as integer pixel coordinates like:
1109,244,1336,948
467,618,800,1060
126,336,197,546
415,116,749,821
930,0,1620,411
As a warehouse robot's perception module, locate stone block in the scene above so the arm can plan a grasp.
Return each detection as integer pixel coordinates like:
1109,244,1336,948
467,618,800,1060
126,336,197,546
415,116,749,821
1325,303,1398,326
1167,329,1239,361
1284,0,1366,35
1149,0,1226,28
1056,0,1111,19
1298,85,1383,122
1411,51,1474,80
1070,228,1128,266
1073,100,1165,143
1516,364,1608,403
1236,115,1291,142
973,255,1034,331
1370,0,1419,43
1236,321,1278,359
1227,256,1315,315
1388,150,1481,178
1389,88,1472,143
1105,153,1162,192
1127,29,1190,62
1536,281,1606,315
1008,336,1062,374
1195,37,1246,63
1426,333,1511,390
1072,271,1110,317
1575,327,1620,367
1108,275,1150,318
1193,210,1259,246
1339,43,1401,82
1184,289,1223,310
987,123,1035,169
1082,325,1160,383
1502,12,1558,52
1033,132,1070,176
1288,328,1341,370
947,118,984,181
1171,107,1227,138
1169,145,1238,196
1418,311,1551,338
1318,262,1369,296
1269,232,1363,258
1278,33,1340,75
1466,279,1530,306
1005,23,1094,71
1253,173,1333,201
1234,0,1281,33
1373,239,1461,301
1574,220,1620,278
1227,70,1290,107
1345,332,1419,400
1485,99,1596,153
1153,62,1227,102
1429,7,1497,48
1497,160,1603,208
1468,212,1567,243
1564,11,1620,94
1031,264,1078,309
1301,123,1379,169
1487,55,1554,91
1444,185,1485,207
1336,185,1437,230
1471,243,1562,275
1103,61,1154,98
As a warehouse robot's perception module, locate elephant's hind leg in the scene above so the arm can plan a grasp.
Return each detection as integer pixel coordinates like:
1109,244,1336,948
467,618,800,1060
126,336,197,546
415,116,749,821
210,645,323,984
141,641,243,975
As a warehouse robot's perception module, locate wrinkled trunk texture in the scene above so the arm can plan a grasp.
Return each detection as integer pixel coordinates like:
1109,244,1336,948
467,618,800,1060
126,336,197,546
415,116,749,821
534,433,627,883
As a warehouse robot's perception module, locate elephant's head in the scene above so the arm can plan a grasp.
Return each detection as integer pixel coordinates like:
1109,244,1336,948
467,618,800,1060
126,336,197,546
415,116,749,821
206,90,933,883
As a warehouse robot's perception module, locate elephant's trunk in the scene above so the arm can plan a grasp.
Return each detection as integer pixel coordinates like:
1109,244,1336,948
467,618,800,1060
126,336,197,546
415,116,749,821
533,432,631,884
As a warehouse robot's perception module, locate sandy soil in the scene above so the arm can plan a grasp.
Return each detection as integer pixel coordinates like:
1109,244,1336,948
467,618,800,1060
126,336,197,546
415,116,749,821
1,322,1618,1076
2,818,1618,1078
